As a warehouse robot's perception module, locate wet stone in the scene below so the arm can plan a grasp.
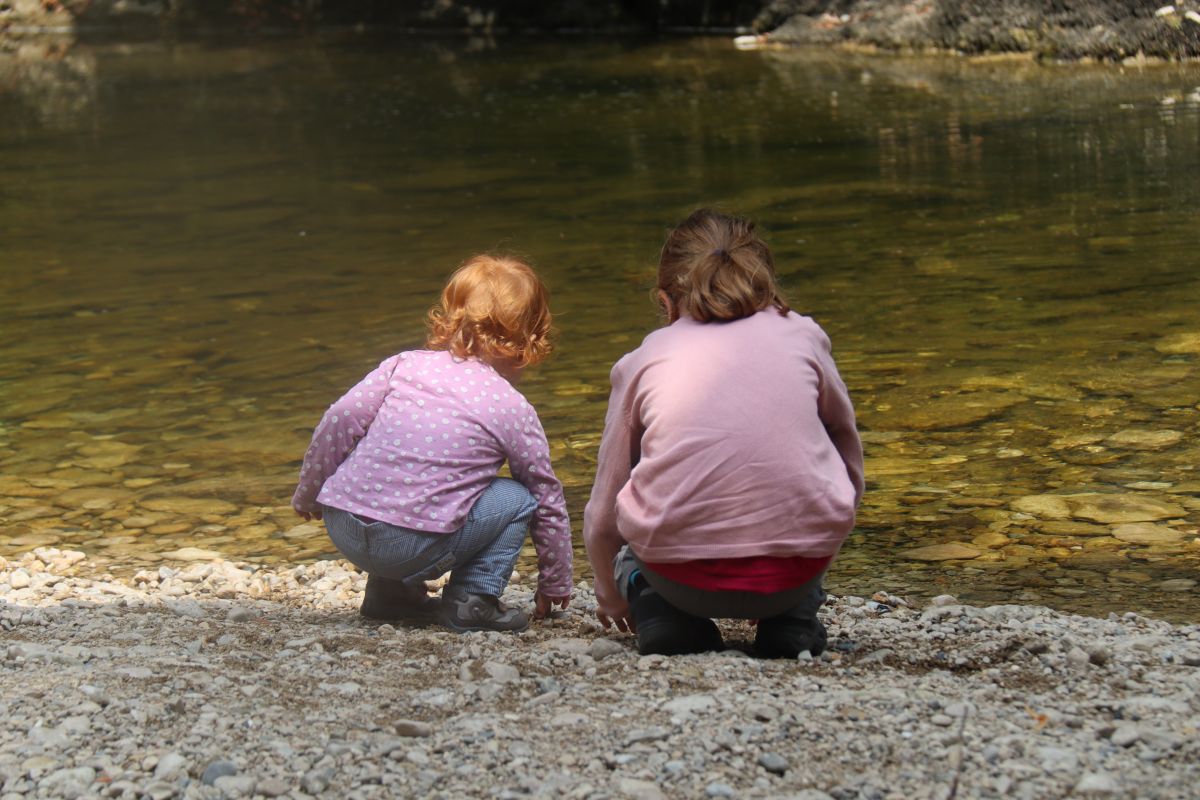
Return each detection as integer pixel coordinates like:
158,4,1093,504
1068,494,1185,524
140,497,238,515
971,531,1011,549
55,487,135,509
1159,579,1197,592
1111,524,1185,546
1105,429,1183,450
888,391,1026,431
901,542,982,561
1155,332,1200,354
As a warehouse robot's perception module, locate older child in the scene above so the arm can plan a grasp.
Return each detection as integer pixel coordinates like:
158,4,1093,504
292,255,573,632
584,209,864,657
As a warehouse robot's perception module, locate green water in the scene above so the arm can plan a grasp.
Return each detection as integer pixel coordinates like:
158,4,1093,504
2,35,1198,621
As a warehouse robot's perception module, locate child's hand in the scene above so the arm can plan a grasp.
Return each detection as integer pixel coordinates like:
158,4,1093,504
597,598,636,634
295,507,323,521
533,590,570,619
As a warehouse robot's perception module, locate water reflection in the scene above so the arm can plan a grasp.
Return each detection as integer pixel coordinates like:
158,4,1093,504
1,35,1197,620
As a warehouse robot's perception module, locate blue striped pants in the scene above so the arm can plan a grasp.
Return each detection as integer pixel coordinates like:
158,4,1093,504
322,478,537,598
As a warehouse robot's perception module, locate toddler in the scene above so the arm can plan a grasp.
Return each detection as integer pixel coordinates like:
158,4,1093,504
292,255,573,632
584,209,864,656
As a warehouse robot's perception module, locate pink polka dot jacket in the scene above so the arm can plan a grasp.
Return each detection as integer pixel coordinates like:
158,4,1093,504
292,350,573,597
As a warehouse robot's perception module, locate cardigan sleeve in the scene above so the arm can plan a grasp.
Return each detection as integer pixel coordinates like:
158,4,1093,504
291,355,397,514
583,358,640,612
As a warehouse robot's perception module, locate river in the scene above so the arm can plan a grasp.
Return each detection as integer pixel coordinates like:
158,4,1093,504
2,34,1198,620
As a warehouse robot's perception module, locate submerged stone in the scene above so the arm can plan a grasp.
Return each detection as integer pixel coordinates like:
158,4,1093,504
901,542,982,561
1014,493,1185,524
1013,495,1072,519
891,391,1025,431
1068,494,1185,524
1105,429,1183,450
971,531,1011,549
1155,332,1200,354
56,487,135,509
140,497,238,515
161,547,223,562
1111,524,1185,546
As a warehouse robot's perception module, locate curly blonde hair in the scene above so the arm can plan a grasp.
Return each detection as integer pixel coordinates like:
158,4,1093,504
426,254,553,369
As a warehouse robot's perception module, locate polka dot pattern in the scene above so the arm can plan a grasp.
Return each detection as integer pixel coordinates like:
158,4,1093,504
292,350,574,596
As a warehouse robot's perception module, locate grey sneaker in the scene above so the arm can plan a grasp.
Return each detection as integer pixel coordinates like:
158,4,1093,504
439,588,528,633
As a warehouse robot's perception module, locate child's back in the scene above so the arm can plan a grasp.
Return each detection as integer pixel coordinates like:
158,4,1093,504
597,308,860,562
584,209,863,657
293,255,573,632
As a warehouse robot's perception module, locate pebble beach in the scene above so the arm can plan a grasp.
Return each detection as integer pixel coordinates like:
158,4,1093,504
3,548,1198,800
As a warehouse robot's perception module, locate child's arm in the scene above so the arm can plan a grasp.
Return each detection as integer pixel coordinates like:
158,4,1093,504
291,355,398,516
583,361,638,631
501,405,574,601
814,334,865,506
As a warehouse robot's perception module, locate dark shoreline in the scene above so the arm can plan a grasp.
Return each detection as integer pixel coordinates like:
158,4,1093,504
4,1,1200,61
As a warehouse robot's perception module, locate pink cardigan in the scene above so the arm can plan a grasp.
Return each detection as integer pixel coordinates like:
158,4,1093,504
292,350,573,597
583,310,864,610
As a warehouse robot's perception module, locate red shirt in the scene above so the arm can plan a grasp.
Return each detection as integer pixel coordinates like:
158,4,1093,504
643,555,831,594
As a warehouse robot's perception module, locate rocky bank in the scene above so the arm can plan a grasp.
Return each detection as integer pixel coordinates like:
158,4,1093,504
2,548,1198,799
4,1,1200,60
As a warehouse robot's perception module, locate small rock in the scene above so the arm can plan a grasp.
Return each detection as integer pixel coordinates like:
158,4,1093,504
757,752,788,774
1105,429,1183,450
901,542,982,561
38,766,95,798
1111,523,1185,545
1066,647,1091,668
546,638,591,654
165,599,205,619
394,719,433,738
550,712,588,727
200,760,238,785
301,767,333,794
705,783,736,798
483,661,520,683
9,569,31,589
1075,773,1119,795
747,703,779,722
589,638,626,661
1110,724,1141,747
617,777,666,800
256,777,290,797
1159,578,1197,592
1037,746,1079,774
226,606,259,623
662,694,716,715
930,594,958,606
142,780,180,800
930,713,955,727
152,753,188,781
625,727,669,745
214,775,256,798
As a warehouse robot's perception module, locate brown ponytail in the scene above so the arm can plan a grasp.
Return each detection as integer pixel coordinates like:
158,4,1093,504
657,209,789,323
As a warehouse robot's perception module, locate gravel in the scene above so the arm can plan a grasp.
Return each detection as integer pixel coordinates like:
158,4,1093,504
2,547,1199,799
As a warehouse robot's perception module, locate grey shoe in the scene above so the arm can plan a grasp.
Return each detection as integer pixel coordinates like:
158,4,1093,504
439,588,528,633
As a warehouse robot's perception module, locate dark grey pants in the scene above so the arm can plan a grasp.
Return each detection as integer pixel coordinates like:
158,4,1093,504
613,545,826,620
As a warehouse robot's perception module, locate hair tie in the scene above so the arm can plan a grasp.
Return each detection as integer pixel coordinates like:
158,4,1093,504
713,248,729,259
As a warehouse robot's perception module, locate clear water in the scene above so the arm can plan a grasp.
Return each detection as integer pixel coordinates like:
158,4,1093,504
2,35,1198,620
